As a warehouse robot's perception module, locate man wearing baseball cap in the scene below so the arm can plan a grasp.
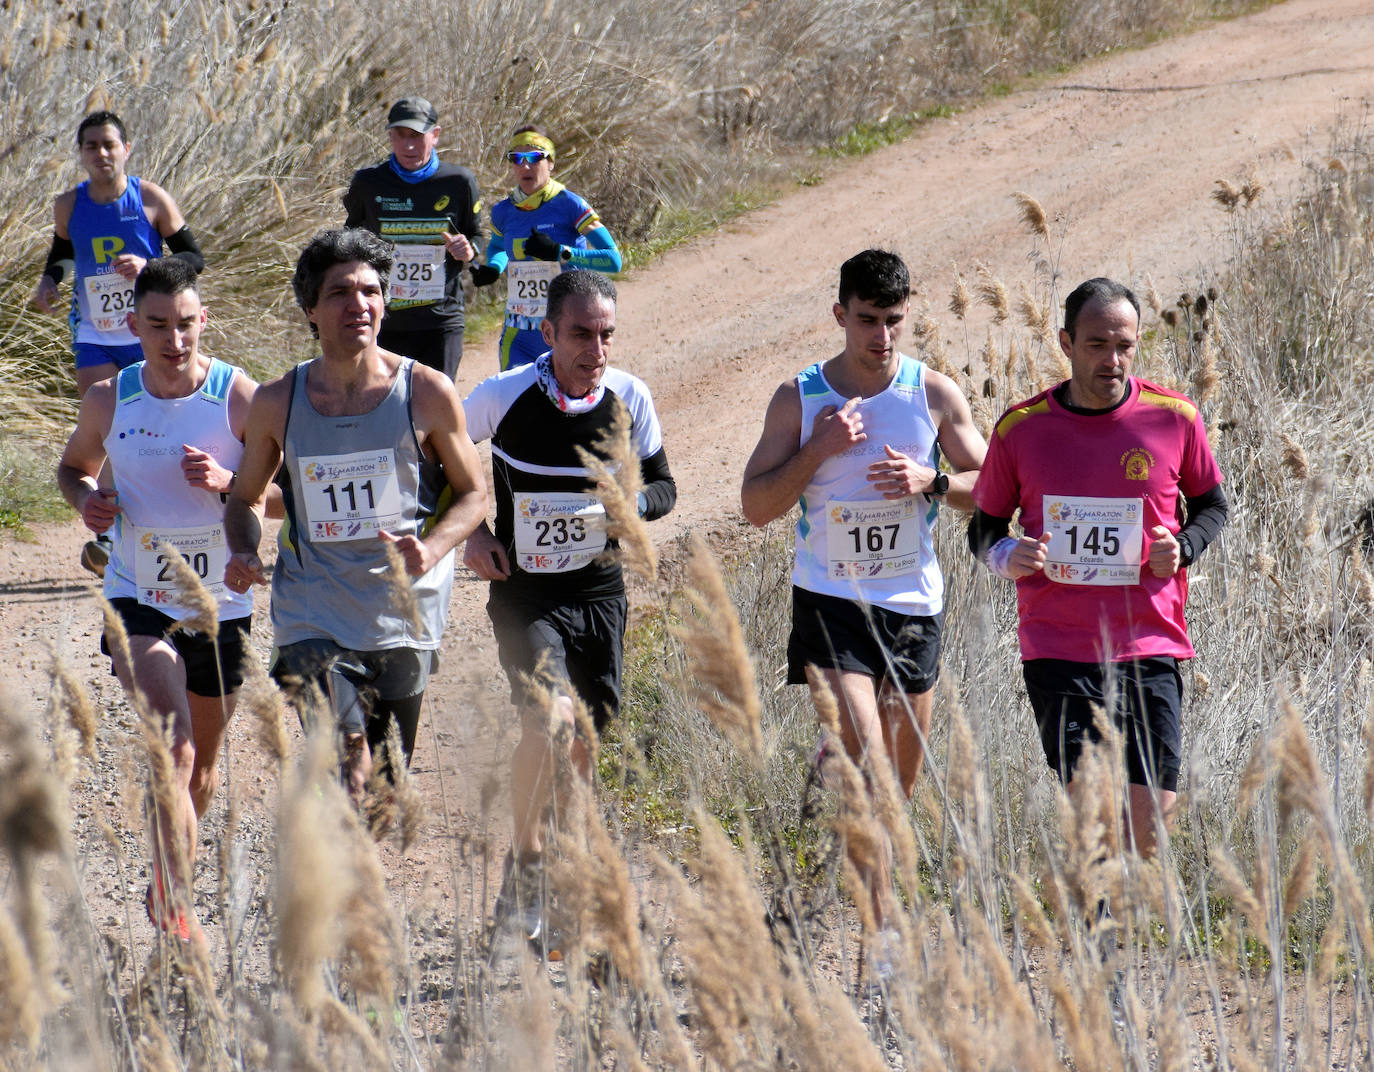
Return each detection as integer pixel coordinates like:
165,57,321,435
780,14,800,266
344,96,483,379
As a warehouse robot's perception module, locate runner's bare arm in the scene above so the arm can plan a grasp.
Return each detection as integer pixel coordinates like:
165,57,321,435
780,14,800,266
389,366,488,576
223,376,290,587
927,369,988,511
141,180,187,238
741,380,864,526
56,381,120,533
224,373,283,519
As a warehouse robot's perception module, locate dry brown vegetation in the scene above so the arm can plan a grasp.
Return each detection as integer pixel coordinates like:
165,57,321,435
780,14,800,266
3,120,1371,1067
10,0,1373,1069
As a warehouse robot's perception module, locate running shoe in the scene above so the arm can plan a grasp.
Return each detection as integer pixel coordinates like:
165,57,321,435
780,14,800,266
145,867,202,945
80,535,111,579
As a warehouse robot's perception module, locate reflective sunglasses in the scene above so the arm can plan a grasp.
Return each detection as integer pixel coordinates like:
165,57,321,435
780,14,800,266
506,150,548,166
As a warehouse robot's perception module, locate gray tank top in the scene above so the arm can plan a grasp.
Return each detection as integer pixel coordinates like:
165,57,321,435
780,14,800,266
272,358,453,650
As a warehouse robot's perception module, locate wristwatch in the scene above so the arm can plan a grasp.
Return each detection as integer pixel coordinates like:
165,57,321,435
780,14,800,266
924,472,949,501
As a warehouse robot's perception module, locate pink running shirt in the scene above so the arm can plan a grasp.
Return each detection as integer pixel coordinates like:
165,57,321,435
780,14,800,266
973,378,1223,663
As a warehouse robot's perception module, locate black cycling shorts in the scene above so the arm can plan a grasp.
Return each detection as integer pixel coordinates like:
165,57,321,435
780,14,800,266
101,598,250,698
786,586,941,694
1022,656,1183,792
487,587,627,733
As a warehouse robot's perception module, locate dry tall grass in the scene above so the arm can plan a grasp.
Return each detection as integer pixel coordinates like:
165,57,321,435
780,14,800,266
9,117,1370,1065
9,1,1368,1068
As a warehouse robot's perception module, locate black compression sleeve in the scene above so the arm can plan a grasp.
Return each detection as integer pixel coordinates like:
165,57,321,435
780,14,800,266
638,447,677,521
968,508,1013,560
43,234,75,283
165,226,205,273
1177,483,1228,567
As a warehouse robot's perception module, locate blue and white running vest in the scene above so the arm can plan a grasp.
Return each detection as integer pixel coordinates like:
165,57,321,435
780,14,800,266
793,354,943,614
104,359,250,623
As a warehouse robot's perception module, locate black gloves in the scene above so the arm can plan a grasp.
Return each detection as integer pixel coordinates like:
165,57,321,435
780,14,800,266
522,231,562,261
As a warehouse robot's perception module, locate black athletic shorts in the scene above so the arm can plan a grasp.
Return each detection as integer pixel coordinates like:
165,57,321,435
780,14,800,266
101,598,250,698
487,586,628,733
786,586,942,694
271,639,435,737
377,322,463,380
1022,656,1183,792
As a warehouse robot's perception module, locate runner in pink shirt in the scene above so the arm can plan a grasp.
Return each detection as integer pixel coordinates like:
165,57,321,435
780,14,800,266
969,277,1227,855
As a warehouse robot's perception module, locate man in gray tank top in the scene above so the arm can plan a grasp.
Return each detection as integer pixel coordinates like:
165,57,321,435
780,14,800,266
225,229,487,803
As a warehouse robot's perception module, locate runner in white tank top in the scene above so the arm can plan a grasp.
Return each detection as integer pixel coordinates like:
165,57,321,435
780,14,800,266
742,250,987,960
57,259,272,946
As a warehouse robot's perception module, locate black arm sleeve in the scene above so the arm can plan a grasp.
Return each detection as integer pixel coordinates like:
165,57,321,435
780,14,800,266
1177,483,1228,567
638,446,676,521
43,234,75,283
343,174,365,228
967,508,1013,561
165,226,205,274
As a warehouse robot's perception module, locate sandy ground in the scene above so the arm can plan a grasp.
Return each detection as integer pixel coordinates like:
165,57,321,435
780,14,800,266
2,0,1373,1056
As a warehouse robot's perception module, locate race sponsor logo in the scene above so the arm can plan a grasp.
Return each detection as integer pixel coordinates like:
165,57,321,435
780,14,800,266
302,454,394,483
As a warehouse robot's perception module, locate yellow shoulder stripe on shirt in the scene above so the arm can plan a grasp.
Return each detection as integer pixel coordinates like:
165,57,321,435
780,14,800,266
1138,390,1198,422
995,398,1050,437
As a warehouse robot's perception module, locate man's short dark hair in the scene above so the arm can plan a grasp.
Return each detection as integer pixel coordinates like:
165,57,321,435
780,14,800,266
545,269,616,325
134,258,199,306
1063,278,1141,340
837,249,910,308
77,111,127,145
291,228,394,335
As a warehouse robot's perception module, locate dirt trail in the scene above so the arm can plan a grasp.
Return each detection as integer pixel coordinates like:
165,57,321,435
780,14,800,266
1,0,1372,997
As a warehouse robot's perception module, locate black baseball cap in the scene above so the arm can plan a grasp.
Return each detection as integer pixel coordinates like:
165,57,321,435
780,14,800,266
387,97,438,133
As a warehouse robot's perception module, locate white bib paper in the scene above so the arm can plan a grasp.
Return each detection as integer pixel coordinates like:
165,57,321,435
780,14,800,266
390,243,445,302
1041,494,1143,586
825,497,921,579
513,492,607,573
298,449,403,542
505,260,560,320
133,524,227,611
84,272,136,333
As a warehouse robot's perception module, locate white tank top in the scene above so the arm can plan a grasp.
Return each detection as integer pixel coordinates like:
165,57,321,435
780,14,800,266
103,359,250,622
792,354,943,614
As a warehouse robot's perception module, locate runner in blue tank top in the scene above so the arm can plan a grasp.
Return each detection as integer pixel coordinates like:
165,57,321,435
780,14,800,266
32,111,205,398
470,127,622,371
33,111,206,578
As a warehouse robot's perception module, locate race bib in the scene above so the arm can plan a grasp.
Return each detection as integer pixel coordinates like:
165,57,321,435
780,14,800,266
825,497,921,579
133,524,228,611
1042,495,1143,586
390,243,445,303
297,449,403,542
506,260,560,320
513,492,607,573
84,272,135,333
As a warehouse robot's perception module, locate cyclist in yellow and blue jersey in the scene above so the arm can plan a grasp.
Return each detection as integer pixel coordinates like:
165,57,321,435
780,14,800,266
470,127,622,370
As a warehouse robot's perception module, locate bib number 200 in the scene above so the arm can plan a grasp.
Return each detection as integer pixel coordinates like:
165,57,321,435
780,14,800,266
157,549,210,581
